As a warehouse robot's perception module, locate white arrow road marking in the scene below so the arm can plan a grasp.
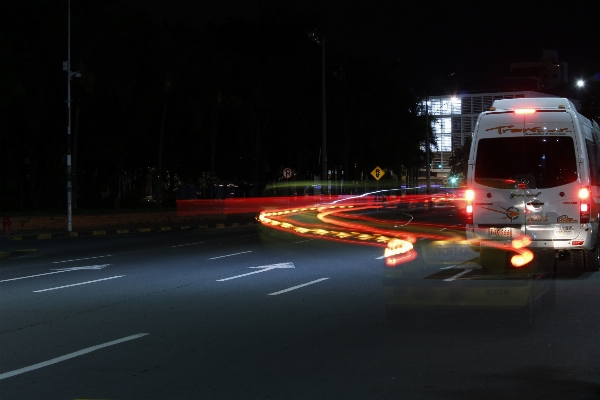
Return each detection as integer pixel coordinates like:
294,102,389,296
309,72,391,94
216,262,295,282
50,264,110,271
33,276,124,292
0,265,111,283
0,333,149,380
208,251,252,260
443,268,473,282
268,278,329,296
53,255,112,264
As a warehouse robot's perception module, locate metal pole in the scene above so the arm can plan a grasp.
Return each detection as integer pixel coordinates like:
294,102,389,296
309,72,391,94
321,35,327,194
66,0,72,232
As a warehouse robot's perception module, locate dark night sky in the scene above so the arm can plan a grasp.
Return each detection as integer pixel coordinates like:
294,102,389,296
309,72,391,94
130,0,600,94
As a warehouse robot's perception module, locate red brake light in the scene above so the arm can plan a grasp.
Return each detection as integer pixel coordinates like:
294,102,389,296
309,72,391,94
465,189,474,223
580,187,591,223
514,109,536,114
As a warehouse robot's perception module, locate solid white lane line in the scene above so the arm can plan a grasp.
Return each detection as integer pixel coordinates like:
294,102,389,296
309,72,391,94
33,276,124,292
208,251,252,260
0,333,149,380
443,269,473,282
375,255,386,259
53,255,112,264
172,242,204,247
268,278,329,296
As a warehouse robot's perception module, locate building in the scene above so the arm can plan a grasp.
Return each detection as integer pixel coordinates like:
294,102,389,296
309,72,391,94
422,90,580,181
505,50,568,91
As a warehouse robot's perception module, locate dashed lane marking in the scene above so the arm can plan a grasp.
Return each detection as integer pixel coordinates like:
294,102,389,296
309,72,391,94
33,276,124,292
443,268,473,282
294,239,315,244
208,251,252,260
172,242,204,248
268,278,329,296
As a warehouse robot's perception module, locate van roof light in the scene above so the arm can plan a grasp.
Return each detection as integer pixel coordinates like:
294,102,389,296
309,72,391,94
514,109,536,114
489,107,496,111
558,105,566,109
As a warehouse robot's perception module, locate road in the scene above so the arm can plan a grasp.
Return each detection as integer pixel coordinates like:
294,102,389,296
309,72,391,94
1,207,599,399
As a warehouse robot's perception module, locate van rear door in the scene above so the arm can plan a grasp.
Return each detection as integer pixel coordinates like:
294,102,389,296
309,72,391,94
472,110,580,242
520,110,580,241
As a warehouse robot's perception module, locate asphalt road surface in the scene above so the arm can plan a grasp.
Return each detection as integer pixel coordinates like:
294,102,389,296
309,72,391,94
1,208,599,399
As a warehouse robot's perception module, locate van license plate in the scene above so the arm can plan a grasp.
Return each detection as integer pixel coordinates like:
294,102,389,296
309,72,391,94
489,227,512,238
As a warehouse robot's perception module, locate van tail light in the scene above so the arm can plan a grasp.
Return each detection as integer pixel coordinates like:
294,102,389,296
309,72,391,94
579,186,590,223
465,189,474,223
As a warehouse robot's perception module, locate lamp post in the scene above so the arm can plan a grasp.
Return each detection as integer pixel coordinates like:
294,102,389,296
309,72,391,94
321,33,327,193
63,0,80,232
425,72,454,195
309,2,350,195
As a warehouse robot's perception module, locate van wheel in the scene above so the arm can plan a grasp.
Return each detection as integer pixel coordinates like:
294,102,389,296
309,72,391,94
571,250,585,270
584,238,600,271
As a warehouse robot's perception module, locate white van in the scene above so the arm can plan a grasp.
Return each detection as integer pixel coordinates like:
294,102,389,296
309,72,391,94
465,97,600,271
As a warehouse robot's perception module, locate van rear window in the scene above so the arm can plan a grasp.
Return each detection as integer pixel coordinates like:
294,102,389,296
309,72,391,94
474,137,577,189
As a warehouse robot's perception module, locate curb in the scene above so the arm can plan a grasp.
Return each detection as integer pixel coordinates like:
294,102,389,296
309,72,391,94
0,249,37,260
6,218,259,242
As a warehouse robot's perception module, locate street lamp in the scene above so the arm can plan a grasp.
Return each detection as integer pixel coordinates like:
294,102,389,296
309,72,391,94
307,29,328,192
425,72,454,195
577,79,585,88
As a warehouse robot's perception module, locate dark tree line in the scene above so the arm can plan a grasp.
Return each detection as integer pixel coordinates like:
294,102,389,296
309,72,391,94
1,0,435,212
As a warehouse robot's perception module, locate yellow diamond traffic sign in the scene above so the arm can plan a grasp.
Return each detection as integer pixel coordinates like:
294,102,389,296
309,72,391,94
370,166,385,181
